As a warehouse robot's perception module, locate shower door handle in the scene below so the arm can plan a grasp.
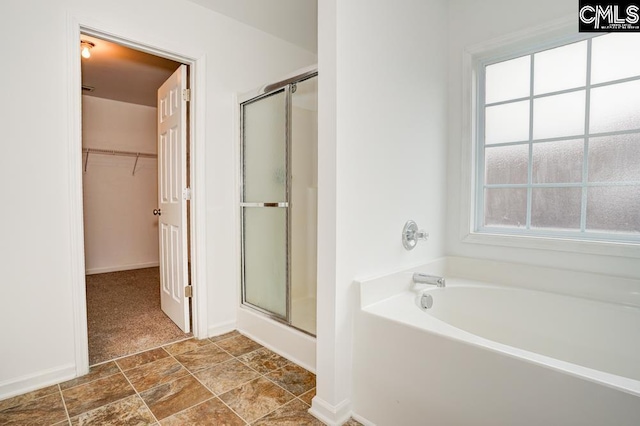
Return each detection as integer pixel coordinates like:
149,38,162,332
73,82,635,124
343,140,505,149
240,202,289,207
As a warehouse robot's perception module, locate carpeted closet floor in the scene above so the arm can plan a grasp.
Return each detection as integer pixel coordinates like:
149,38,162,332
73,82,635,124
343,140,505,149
86,267,191,365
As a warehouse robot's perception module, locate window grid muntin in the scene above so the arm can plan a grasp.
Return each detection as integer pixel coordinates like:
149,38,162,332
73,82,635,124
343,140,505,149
484,73,640,109
525,52,535,229
581,39,593,232
484,127,640,148
485,181,640,189
477,36,640,241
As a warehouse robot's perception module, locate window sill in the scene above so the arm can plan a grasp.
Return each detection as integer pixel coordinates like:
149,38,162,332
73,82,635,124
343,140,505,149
462,231,640,259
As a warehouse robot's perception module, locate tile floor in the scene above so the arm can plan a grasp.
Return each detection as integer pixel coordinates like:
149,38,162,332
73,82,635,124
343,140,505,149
0,331,363,425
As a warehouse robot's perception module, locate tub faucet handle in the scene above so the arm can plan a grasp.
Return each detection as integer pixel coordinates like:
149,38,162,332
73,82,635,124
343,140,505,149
402,220,429,250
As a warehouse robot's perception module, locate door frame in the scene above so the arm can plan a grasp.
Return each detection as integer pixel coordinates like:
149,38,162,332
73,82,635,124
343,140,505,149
67,16,208,376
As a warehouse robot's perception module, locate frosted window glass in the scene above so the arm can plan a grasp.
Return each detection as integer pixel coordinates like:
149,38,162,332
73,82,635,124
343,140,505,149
243,91,287,202
588,134,640,182
484,188,527,228
531,188,582,230
532,140,583,183
485,144,529,184
533,91,585,140
591,33,640,84
589,80,640,134
485,56,531,104
534,41,587,95
243,207,287,317
587,186,640,233
485,101,530,144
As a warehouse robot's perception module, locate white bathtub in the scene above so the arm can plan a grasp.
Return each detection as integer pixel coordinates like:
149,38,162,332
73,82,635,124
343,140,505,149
352,257,640,426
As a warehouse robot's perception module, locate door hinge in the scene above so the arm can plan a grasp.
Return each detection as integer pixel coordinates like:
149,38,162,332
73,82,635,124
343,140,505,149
183,188,192,200
185,285,193,298
183,89,191,102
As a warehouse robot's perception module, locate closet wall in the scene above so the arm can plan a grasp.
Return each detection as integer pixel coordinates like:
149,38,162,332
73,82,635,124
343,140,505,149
82,95,159,274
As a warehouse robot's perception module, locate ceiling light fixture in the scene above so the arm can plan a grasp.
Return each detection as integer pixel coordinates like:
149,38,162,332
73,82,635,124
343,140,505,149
80,40,95,59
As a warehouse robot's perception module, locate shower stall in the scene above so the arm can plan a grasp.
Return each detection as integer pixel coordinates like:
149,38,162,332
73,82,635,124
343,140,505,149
239,69,318,337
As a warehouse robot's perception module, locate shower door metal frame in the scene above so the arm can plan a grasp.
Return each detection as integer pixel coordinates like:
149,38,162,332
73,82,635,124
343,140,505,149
239,70,318,334
239,86,292,323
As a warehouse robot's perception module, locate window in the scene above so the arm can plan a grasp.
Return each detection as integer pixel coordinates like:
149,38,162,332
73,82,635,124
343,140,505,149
477,33,640,243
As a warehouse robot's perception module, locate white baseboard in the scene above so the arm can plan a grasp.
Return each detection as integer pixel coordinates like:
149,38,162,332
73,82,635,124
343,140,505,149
0,364,76,401
85,261,159,275
351,413,376,426
208,320,237,338
309,396,352,426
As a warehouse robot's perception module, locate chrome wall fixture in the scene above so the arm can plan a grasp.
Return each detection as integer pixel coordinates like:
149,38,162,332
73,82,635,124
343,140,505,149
413,272,445,287
402,220,429,250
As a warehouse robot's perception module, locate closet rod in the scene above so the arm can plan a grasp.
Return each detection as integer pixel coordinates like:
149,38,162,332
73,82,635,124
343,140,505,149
83,148,157,175
82,147,157,159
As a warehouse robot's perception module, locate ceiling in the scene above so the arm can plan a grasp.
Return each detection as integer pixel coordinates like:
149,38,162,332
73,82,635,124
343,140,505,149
81,35,181,107
81,1,317,107
187,0,317,53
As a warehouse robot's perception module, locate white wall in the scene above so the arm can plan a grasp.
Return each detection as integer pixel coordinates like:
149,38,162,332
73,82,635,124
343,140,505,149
445,0,640,278
187,0,318,53
82,96,159,274
313,0,449,423
0,0,315,399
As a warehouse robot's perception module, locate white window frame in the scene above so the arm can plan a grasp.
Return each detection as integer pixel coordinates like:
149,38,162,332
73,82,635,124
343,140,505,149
459,17,640,259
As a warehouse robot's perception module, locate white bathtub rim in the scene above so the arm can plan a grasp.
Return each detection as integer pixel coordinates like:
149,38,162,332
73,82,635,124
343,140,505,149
416,277,640,310
356,256,640,309
362,289,640,398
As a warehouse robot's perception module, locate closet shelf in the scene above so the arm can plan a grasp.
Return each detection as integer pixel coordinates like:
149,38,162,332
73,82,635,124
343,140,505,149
82,147,157,175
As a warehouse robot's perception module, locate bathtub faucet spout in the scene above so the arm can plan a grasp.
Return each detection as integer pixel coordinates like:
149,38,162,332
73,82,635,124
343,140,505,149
413,273,445,288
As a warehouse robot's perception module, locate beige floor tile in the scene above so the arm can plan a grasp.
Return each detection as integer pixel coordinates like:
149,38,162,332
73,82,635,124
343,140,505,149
124,356,190,393
252,398,324,425
59,362,120,390
195,359,260,395
140,375,213,420
163,338,211,356
219,377,293,423
299,388,315,406
69,394,155,425
62,373,135,418
116,347,170,371
173,344,232,372
0,392,67,425
208,330,240,343
265,364,316,396
0,384,59,411
215,335,263,357
237,347,290,374
160,397,244,425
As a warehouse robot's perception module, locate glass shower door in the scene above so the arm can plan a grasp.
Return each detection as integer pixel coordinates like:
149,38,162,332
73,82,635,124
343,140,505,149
289,76,318,335
241,89,289,320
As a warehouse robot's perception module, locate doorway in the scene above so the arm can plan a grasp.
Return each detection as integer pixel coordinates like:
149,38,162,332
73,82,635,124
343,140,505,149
80,34,192,365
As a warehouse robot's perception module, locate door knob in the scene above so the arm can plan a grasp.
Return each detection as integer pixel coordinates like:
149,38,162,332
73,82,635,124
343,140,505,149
153,209,162,216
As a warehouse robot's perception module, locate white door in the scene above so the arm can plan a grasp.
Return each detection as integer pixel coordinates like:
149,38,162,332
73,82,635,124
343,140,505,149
157,64,190,332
